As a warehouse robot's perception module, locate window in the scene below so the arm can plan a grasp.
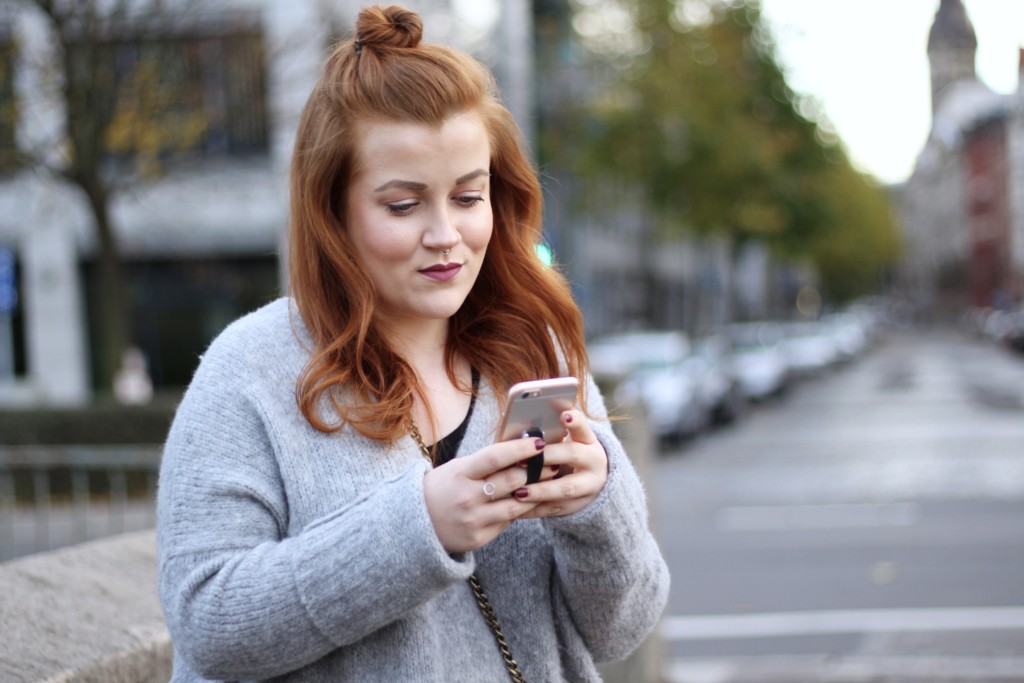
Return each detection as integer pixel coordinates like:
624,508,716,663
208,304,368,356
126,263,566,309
94,17,269,170
82,254,280,389
0,245,26,379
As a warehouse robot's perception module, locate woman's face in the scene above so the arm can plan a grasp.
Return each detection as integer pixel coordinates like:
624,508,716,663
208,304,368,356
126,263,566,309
346,111,493,332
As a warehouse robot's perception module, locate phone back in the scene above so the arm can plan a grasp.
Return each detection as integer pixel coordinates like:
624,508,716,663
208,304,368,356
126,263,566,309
496,377,579,444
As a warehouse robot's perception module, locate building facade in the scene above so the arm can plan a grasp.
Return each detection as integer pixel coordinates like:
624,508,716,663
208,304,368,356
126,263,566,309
0,0,801,407
0,0,512,406
899,0,1024,316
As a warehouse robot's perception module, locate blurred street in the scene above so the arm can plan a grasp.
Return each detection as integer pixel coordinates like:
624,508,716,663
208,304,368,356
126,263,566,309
652,328,1024,683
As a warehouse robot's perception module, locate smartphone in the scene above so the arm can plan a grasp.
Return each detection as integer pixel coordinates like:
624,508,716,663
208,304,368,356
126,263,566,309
495,377,579,484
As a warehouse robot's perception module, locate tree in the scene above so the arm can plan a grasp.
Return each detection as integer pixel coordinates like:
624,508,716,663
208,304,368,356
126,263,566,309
559,0,900,310
808,165,903,303
0,0,262,391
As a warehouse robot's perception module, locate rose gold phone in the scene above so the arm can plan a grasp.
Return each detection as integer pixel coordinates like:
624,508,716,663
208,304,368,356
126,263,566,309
496,377,579,484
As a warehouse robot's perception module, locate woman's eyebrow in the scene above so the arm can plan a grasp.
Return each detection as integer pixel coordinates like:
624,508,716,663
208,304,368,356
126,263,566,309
374,179,427,192
456,168,489,185
373,169,488,193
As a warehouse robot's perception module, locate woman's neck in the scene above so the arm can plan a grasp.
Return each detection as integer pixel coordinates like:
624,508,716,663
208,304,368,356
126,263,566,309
380,316,473,443
382,317,449,371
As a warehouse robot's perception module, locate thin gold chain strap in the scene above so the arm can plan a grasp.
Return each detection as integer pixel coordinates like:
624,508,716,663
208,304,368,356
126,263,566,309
409,420,434,463
409,422,528,683
468,573,528,683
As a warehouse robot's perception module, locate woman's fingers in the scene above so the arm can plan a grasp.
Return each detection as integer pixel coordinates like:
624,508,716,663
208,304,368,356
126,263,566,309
423,437,549,553
513,410,609,519
425,411,607,550
560,409,598,446
514,462,603,518
458,435,546,480
424,463,538,553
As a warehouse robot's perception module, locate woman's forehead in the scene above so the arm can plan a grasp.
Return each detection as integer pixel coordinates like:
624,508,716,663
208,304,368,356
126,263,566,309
351,113,492,183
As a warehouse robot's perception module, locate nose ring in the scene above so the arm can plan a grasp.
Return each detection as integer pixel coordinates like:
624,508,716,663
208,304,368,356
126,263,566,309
441,248,451,258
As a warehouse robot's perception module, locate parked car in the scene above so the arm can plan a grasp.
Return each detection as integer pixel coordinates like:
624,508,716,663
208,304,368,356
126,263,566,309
587,330,690,380
822,312,870,362
778,320,842,377
973,305,1024,353
589,330,707,448
999,307,1024,353
616,362,707,447
687,335,747,425
724,322,790,401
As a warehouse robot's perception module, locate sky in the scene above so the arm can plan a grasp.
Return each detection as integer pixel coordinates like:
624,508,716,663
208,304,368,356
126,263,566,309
455,0,1024,186
759,0,1024,185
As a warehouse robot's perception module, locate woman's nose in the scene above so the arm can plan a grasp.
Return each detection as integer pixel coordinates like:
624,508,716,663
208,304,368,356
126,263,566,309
423,206,461,250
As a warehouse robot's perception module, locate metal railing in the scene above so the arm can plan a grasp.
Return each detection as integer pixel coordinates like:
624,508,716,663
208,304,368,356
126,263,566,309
0,444,161,562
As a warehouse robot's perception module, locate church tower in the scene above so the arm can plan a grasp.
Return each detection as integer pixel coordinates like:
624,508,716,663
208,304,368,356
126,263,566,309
927,0,978,116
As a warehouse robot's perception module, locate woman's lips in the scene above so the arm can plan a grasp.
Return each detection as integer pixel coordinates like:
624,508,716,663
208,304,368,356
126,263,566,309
419,263,462,282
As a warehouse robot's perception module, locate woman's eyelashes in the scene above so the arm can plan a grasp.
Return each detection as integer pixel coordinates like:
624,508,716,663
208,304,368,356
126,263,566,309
385,201,417,216
383,193,485,217
455,194,486,208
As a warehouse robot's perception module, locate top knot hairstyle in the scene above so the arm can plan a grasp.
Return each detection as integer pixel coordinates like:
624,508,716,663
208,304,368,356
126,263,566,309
356,5,422,50
288,5,588,439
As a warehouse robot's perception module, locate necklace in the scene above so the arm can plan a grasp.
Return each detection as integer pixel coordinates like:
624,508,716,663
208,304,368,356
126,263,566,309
409,419,433,464
409,423,527,683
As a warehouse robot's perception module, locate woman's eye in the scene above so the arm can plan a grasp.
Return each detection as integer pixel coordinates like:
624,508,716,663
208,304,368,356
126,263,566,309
385,202,417,216
455,195,485,208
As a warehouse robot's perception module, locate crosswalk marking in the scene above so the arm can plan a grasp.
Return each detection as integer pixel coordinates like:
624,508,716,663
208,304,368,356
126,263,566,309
716,502,920,530
664,655,1024,683
661,606,1024,640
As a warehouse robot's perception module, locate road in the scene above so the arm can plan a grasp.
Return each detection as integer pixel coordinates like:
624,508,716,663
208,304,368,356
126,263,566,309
651,328,1024,683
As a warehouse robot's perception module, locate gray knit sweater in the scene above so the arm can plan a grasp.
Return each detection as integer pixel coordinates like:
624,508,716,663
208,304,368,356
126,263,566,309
157,297,670,682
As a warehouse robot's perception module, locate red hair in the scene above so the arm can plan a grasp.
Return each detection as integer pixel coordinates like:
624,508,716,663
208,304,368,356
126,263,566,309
289,5,587,439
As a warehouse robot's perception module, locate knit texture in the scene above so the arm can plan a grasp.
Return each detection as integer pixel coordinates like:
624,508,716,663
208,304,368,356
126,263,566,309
156,297,670,682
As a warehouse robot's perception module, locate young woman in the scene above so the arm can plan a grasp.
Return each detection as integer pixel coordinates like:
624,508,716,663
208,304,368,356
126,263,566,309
157,6,669,682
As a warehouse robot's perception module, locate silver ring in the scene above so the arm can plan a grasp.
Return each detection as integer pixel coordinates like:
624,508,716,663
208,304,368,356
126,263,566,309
441,248,451,257
482,481,496,499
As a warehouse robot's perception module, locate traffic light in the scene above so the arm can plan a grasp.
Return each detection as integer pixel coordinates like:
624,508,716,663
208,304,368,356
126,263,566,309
534,243,553,266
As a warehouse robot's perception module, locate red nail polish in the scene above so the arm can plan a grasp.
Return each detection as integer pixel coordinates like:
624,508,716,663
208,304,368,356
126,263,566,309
534,438,545,450
514,487,529,499
563,412,573,424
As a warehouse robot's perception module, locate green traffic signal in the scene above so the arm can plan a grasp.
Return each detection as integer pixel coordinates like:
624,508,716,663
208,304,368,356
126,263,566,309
534,243,553,266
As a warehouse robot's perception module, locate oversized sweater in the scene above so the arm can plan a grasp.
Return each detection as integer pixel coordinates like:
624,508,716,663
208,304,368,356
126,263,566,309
156,297,670,683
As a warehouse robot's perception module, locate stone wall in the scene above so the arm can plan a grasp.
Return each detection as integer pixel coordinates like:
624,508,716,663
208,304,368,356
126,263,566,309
0,530,170,683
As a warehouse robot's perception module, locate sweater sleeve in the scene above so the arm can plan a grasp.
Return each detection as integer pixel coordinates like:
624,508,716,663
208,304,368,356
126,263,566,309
542,372,671,662
156,337,472,680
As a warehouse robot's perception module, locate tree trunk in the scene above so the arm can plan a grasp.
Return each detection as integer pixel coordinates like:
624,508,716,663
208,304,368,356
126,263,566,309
82,180,127,394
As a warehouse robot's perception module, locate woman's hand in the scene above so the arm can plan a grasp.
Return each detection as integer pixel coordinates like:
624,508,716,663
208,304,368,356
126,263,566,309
516,409,609,519
423,436,547,554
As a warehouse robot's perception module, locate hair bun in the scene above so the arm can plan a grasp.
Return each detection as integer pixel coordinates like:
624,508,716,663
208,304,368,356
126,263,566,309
356,5,423,51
